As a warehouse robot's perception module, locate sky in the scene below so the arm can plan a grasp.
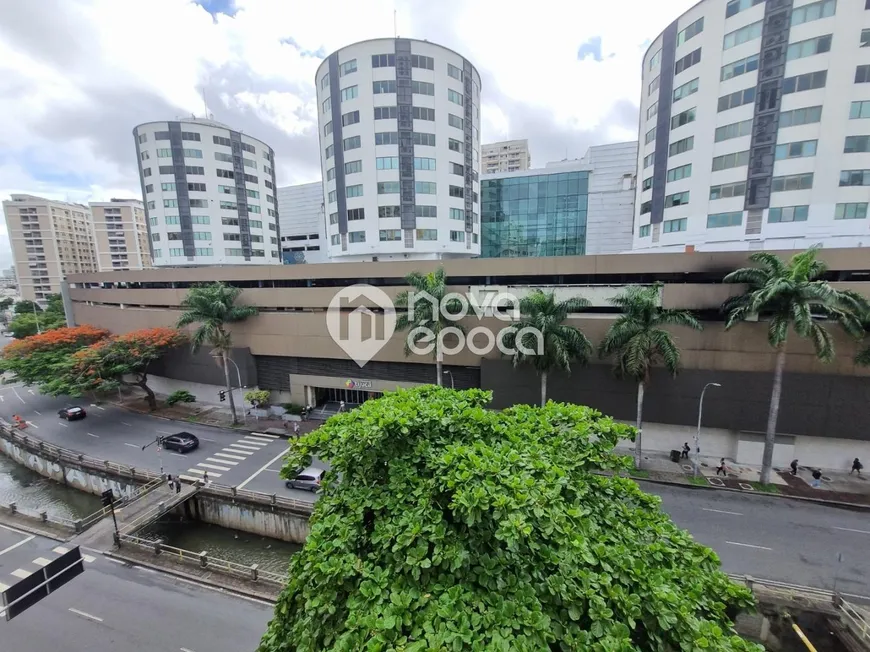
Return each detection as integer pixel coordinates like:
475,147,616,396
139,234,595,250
0,0,697,270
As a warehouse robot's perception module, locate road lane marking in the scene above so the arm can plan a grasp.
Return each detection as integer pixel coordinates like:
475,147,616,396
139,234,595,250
27,389,34,395
93,405,106,411
0,581,7,592
223,447,254,456
26,421,38,429
170,452,186,458
179,474,200,482
121,421,132,426
237,448,289,490
726,541,772,551
106,557,126,565
197,462,231,471
244,435,274,444
834,527,870,535
702,508,743,516
57,422,68,428
82,554,95,563
33,410,41,416
124,443,139,448
264,468,281,473
0,535,34,557
186,468,206,475
69,608,103,622
0,523,29,535
200,437,216,443
11,569,31,578
11,386,25,403
231,442,264,450
213,452,246,461
53,546,70,555
87,432,99,438
0,395,4,402
181,648,197,652
206,457,237,466
251,432,280,439
32,557,51,567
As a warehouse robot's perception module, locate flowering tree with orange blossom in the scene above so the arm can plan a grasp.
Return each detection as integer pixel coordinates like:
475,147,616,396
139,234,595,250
0,325,110,387
44,327,187,410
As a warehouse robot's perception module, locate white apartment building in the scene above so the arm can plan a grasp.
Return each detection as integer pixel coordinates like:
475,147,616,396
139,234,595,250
133,118,281,266
635,0,870,253
315,38,483,262
277,181,327,263
2,194,97,305
89,199,152,271
481,139,532,174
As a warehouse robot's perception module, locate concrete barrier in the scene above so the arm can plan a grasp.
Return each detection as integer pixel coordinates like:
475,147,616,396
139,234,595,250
188,494,310,544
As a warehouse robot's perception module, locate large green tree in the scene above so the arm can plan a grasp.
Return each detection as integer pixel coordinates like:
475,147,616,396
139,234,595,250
177,282,258,424
598,284,702,469
502,289,592,406
14,299,41,315
7,312,65,339
723,248,867,484
259,386,760,652
395,268,464,386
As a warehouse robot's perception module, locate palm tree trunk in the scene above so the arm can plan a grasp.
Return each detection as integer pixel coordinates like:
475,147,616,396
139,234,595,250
222,350,239,425
540,370,548,407
635,381,645,469
760,347,786,485
436,358,443,386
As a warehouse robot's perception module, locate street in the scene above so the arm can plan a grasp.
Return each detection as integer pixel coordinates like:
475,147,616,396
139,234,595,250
0,524,272,651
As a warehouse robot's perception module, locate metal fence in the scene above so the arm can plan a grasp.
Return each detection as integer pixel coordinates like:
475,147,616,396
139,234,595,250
200,483,314,515
0,500,78,530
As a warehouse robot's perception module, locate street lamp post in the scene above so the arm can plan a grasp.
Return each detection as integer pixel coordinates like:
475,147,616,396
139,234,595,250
217,355,245,423
443,370,454,389
32,302,42,334
694,382,722,477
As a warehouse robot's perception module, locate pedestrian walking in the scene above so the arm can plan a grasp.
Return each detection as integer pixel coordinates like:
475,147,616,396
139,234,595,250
811,469,822,488
175,476,182,493
293,421,300,436
851,458,863,475
167,475,175,492
716,458,727,476
681,442,690,459
790,459,799,476
339,400,345,413
203,470,209,485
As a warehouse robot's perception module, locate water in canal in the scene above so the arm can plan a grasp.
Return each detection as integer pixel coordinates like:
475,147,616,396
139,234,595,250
0,453,102,519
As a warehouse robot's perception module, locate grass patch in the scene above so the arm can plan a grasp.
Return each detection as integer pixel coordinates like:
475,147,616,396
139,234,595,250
630,469,650,479
750,482,780,494
688,476,708,486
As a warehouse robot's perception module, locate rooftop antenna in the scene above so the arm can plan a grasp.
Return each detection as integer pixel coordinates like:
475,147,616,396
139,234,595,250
201,86,208,119
394,9,397,37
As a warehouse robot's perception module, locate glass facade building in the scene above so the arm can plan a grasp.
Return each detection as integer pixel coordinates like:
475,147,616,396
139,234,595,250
480,170,589,258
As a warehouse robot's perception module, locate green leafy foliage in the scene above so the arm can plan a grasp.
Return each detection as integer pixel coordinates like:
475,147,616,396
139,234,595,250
7,312,66,339
245,389,271,407
166,389,196,406
281,403,304,415
14,299,42,315
259,386,760,652
0,325,109,386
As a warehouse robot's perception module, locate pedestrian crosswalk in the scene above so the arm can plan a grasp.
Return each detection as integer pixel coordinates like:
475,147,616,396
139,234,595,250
0,545,95,593
178,432,280,483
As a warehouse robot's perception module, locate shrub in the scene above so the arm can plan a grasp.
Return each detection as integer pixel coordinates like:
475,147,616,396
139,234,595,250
244,389,271,407
281,402,304,415
166,389,196,406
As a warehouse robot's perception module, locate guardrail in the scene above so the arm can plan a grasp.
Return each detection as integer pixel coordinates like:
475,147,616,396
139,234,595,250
78,476,167,531
199,483,314,515
119,532,285,587
0,499,78,530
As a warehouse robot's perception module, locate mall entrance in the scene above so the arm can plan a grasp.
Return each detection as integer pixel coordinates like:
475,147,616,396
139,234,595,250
322,386,382,406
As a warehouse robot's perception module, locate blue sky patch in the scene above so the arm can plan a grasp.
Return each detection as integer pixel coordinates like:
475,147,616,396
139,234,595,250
577,36,603,62
280,37,327,59
195,0,238,19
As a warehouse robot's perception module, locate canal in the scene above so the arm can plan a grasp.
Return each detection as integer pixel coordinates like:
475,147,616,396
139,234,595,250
0,453,101,519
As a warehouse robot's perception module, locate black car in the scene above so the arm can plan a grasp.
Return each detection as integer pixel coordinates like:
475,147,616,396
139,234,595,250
161,432,199,453
57,406,87,421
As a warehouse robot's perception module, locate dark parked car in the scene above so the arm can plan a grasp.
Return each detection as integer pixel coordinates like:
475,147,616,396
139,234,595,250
161,432,199,453
285,466,325,492
57,406,87,421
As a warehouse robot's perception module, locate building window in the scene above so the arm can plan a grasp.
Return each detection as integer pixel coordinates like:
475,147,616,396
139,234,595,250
646,102,658,120
340,85,358,102
707,212,743,228
375,132,399,146
138,133,147,144
144,184,153,193
640,200,652,215
328,212,339,225
140,151,150,160
844,135,870,153
772,173,814,192
215,152,234,163
325,144,334,159
858,65,870,84
449,230,466,242
448,114,463,129
669,136,694,156
663,218,687,233
671,107,696,129
715,118,753,142
448,89,463,105
674,48,701,74
720,54,759,81
189,199,208,208
774,140,817,159
163,199,178,208
642,176,653,191
376,156,399,170
643,152,656,168
839,169,870,186
411,81,435,96
377,181,400,194
340,59,357,76
450,162,464,175
724,20,763,49
447,185,463,198
649,49,661,70
326,167,335,181
648,75,660,95
639,224,651,238
348,231,366,243
342,110,361,126
343,160,362,174
850,101,870,119
322,98,330,114
673,78,699,102
411,54,434,70
156,149,171,158
379,206,400,218
447,63,463,80
862,28,870,47
149,217,158,226
379,229,402,241
330,234,341,245
768,205,809,223
152,249,161,258
169,248,185,257
835,203,869,220
320,73,330,89
343,135,361,150
324,121,332,136
786,35,832,61
147,201,156,210
709,181,746,200
416,229,438,241
779,106,823,128
346,184,363,198
677,17,704,45
413,133,436,146
449,208,465,220
417,181,438,194
213,135,231,147
373,80,396,94
414,157,436,171
143,167,152,177
181,131,200,142
718,87,756,112
412,107,435,121
712,150,750,170
151,233,160,242
645,126,656,145
791,0,836,26
665,191,690,207
372,53,395,68
783,70,827,93
347,208,365,221
415,205,437,218
189,182,206,192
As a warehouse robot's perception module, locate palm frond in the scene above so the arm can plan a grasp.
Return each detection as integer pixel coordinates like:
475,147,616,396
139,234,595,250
856,345,870,367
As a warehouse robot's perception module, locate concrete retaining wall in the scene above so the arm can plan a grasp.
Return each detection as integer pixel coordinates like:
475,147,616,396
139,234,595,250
0,438,139,500
190,495,310,544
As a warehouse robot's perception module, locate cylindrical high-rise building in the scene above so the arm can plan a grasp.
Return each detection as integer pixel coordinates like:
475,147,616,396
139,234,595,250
133,118,281,266
315,38,482,262
634,0,870,252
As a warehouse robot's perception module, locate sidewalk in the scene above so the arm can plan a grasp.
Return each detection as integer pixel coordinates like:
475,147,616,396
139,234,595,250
622,447,870,508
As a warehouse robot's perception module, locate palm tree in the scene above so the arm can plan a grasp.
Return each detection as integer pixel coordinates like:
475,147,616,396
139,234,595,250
177,282,259,425
723,248,867,484
599,283,702,469
502,290,592,406
394,268,464,386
